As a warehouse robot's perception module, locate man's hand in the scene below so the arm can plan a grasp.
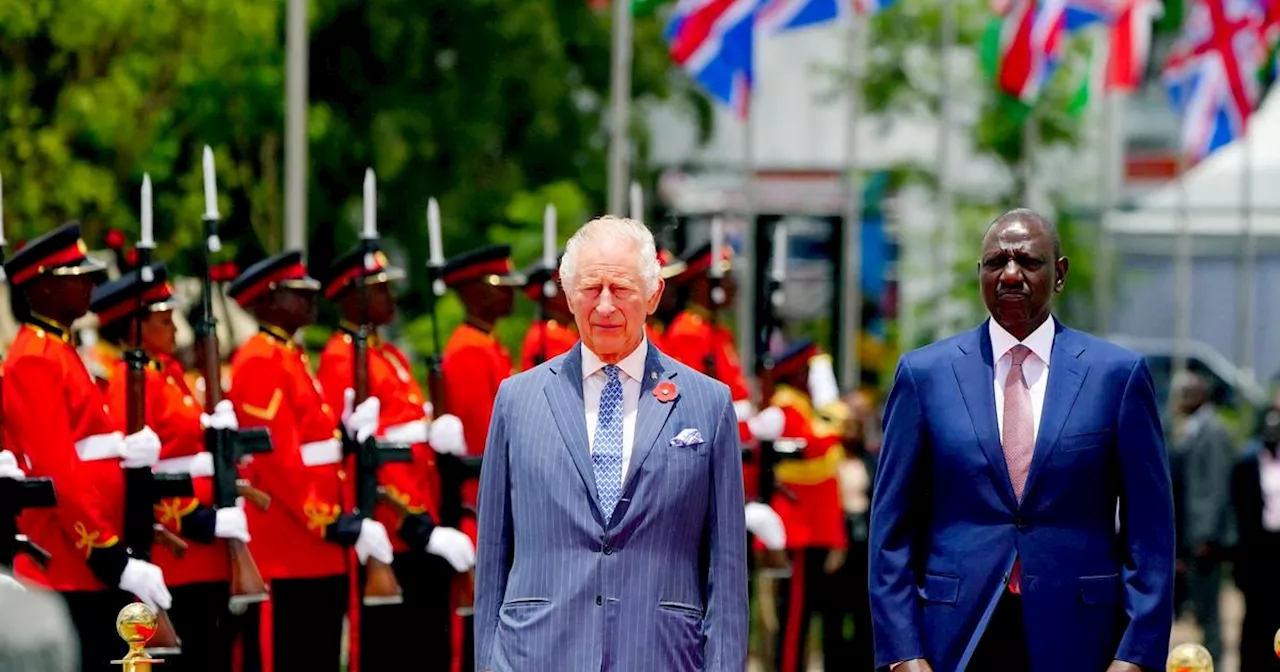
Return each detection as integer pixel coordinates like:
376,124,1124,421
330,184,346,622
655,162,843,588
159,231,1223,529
823,548,847,575
201,399,240,431
122,427,162,468
354,519,394,565
342,390,381,443
0,450,25,480
1104,661,1143,672
426,526,476,572
891,659,933,672
428,414,467,455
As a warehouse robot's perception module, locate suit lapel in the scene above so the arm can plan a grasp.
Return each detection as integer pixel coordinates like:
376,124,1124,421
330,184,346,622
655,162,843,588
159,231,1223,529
1022,324,1088,501
544,345,605,525
953,323,1017,509
612,345,678,527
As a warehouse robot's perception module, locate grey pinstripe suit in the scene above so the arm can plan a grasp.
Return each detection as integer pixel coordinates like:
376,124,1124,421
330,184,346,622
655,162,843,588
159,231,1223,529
474,342,749,671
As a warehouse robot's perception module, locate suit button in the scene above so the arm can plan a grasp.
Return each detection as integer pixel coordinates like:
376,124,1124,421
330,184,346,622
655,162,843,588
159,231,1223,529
603,545,613,555
1014,517,1026,530
596,595,602,606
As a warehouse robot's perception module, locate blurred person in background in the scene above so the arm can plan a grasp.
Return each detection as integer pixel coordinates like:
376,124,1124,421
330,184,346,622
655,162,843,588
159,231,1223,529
1168,370,1234,662
1231,402,1280,672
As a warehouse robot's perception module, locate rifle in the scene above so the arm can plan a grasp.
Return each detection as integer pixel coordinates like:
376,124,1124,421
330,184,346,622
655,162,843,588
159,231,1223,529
705,217,725,377
124,175,192,655
0,192,57,573
350,169,412,607
197,148,273,611
423,198,481,616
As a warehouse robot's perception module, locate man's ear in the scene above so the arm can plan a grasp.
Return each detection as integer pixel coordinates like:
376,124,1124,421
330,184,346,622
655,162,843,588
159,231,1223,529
646,278,666,315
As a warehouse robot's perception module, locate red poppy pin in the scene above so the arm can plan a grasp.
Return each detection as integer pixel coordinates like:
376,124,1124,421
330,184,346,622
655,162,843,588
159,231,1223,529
653,380,679,403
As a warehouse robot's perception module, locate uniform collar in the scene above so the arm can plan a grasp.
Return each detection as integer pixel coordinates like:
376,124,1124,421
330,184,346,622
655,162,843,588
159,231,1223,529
339,320,382,347
27,313,71,342
581,336,647,383
988,315,1056,366
259,323,299,350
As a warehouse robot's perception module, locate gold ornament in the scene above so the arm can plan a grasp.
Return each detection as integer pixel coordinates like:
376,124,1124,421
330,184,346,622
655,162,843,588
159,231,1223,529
1166,642,1213,672
112,602,162,671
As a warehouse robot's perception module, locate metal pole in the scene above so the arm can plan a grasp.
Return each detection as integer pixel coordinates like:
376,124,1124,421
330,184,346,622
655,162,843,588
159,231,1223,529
1172,150,1192,385
284,0,308,253
737,95,757,372
1237,116,1255,396
607,0,634,216
840,15,865,392
937,0,957,337
1095,28,1121,336
1022,108,1038,207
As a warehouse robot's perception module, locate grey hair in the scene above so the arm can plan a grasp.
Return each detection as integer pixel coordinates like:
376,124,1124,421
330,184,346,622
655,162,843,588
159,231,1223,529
559,215,661,296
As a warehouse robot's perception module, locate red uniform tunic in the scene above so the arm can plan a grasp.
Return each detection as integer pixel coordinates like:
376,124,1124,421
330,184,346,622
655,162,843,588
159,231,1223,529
317,329,441,554
663,308,750,400
100,348,230,587
441,322,513,457
4,320,126,591
227,327,347,580
769,386,847,550
644,322,666,352
519,319,577,371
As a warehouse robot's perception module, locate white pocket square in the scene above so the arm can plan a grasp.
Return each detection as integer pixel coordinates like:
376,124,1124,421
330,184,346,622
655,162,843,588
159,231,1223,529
669,428,704,448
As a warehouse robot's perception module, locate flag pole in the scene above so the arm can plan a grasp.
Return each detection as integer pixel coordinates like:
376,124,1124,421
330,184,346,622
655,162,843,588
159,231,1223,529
737,92,757,371
839,11,865,392
1171,146,1192,390
1095,29,1123,337
284,0,309,252
937,0,958,338
608,0,635,216
1237,111,1256,400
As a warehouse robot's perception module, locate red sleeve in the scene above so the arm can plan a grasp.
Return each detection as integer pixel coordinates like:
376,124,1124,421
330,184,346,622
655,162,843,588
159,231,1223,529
4,356,121,553
315,343,353,422
519,325,541,372
663,325,710,373
715,329,751,401
442,345,499,456
230,355,340,539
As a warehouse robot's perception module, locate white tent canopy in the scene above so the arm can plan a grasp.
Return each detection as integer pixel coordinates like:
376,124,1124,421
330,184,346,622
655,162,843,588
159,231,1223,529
1107,89,1280,237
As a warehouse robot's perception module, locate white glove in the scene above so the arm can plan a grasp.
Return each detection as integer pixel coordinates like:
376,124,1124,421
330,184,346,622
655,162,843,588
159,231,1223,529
121,427,162,469
0,450,26,480
747,406,786,441
214,500,251,542
808,353,841,408
354,519,394,566
733,400,756,423
426,526,476,572
118,558,173,611
342,389,381,443
428,414,467,455
201,399,239,431
383,419,430,446
0,572,24,591
745,502,787,551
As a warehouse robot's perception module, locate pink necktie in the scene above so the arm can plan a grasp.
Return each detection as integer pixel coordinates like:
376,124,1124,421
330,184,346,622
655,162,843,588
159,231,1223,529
1003,344,1035,593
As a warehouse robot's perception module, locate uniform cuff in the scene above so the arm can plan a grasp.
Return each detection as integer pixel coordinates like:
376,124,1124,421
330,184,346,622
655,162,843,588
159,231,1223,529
324,514,363,547
397,512,437,550
183,505,218,545
85,545,130,588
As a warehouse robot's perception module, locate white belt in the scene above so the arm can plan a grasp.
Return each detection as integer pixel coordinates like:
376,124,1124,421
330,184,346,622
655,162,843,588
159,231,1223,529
154,452,215,478
300,439,343,466
383,420,429,445
75,432,126,462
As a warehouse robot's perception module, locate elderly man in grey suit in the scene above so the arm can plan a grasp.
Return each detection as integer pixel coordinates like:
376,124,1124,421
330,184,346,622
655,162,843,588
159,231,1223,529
474,215,749,672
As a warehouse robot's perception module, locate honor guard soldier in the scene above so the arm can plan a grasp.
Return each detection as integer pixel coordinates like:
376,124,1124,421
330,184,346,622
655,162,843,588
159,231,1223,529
90,264,252,672
518,257,577,371
225,251,394,672
643,248,686,351
2,222,173,671
439,243,522,460
757,340,850,672
315,242,476,672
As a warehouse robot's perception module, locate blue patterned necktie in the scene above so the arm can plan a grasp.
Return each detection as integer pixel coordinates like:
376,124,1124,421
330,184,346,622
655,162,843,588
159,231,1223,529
593,364,625,520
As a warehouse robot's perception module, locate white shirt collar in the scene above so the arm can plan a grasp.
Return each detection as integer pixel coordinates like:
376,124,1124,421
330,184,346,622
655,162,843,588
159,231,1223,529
988,315,1056,366
582,337,648,383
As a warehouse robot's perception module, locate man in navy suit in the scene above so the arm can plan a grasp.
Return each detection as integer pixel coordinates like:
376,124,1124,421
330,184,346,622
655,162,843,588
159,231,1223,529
869,209,1174,672
474,215,749,671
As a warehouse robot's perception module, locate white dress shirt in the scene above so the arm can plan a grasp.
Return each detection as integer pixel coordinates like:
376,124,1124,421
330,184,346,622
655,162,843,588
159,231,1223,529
1258,448,1280,532
990,316,1056,441
582,338,648,485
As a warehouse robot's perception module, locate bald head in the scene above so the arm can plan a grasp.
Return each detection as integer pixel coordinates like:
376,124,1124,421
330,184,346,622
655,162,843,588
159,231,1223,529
984,208,1062,259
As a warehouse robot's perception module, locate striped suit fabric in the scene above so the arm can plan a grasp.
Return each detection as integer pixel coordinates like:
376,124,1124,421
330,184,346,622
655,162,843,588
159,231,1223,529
475,341,750,671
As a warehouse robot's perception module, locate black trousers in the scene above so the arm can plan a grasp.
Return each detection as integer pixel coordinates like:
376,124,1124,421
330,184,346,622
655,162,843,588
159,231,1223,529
239,575,347,672
62,589,132,672
966,592,1030,672
154,582,233,672
359,552,454,670
822,515,874,671
774,548,843,672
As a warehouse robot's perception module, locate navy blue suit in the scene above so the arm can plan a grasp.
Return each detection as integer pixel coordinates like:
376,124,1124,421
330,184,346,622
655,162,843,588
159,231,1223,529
869,320,1174,672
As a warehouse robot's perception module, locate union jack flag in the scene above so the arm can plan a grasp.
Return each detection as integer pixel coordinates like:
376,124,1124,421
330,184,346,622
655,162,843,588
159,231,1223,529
1162,0,1270,160
756,0,896,37
665,0,762,118
997,0,1116,101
